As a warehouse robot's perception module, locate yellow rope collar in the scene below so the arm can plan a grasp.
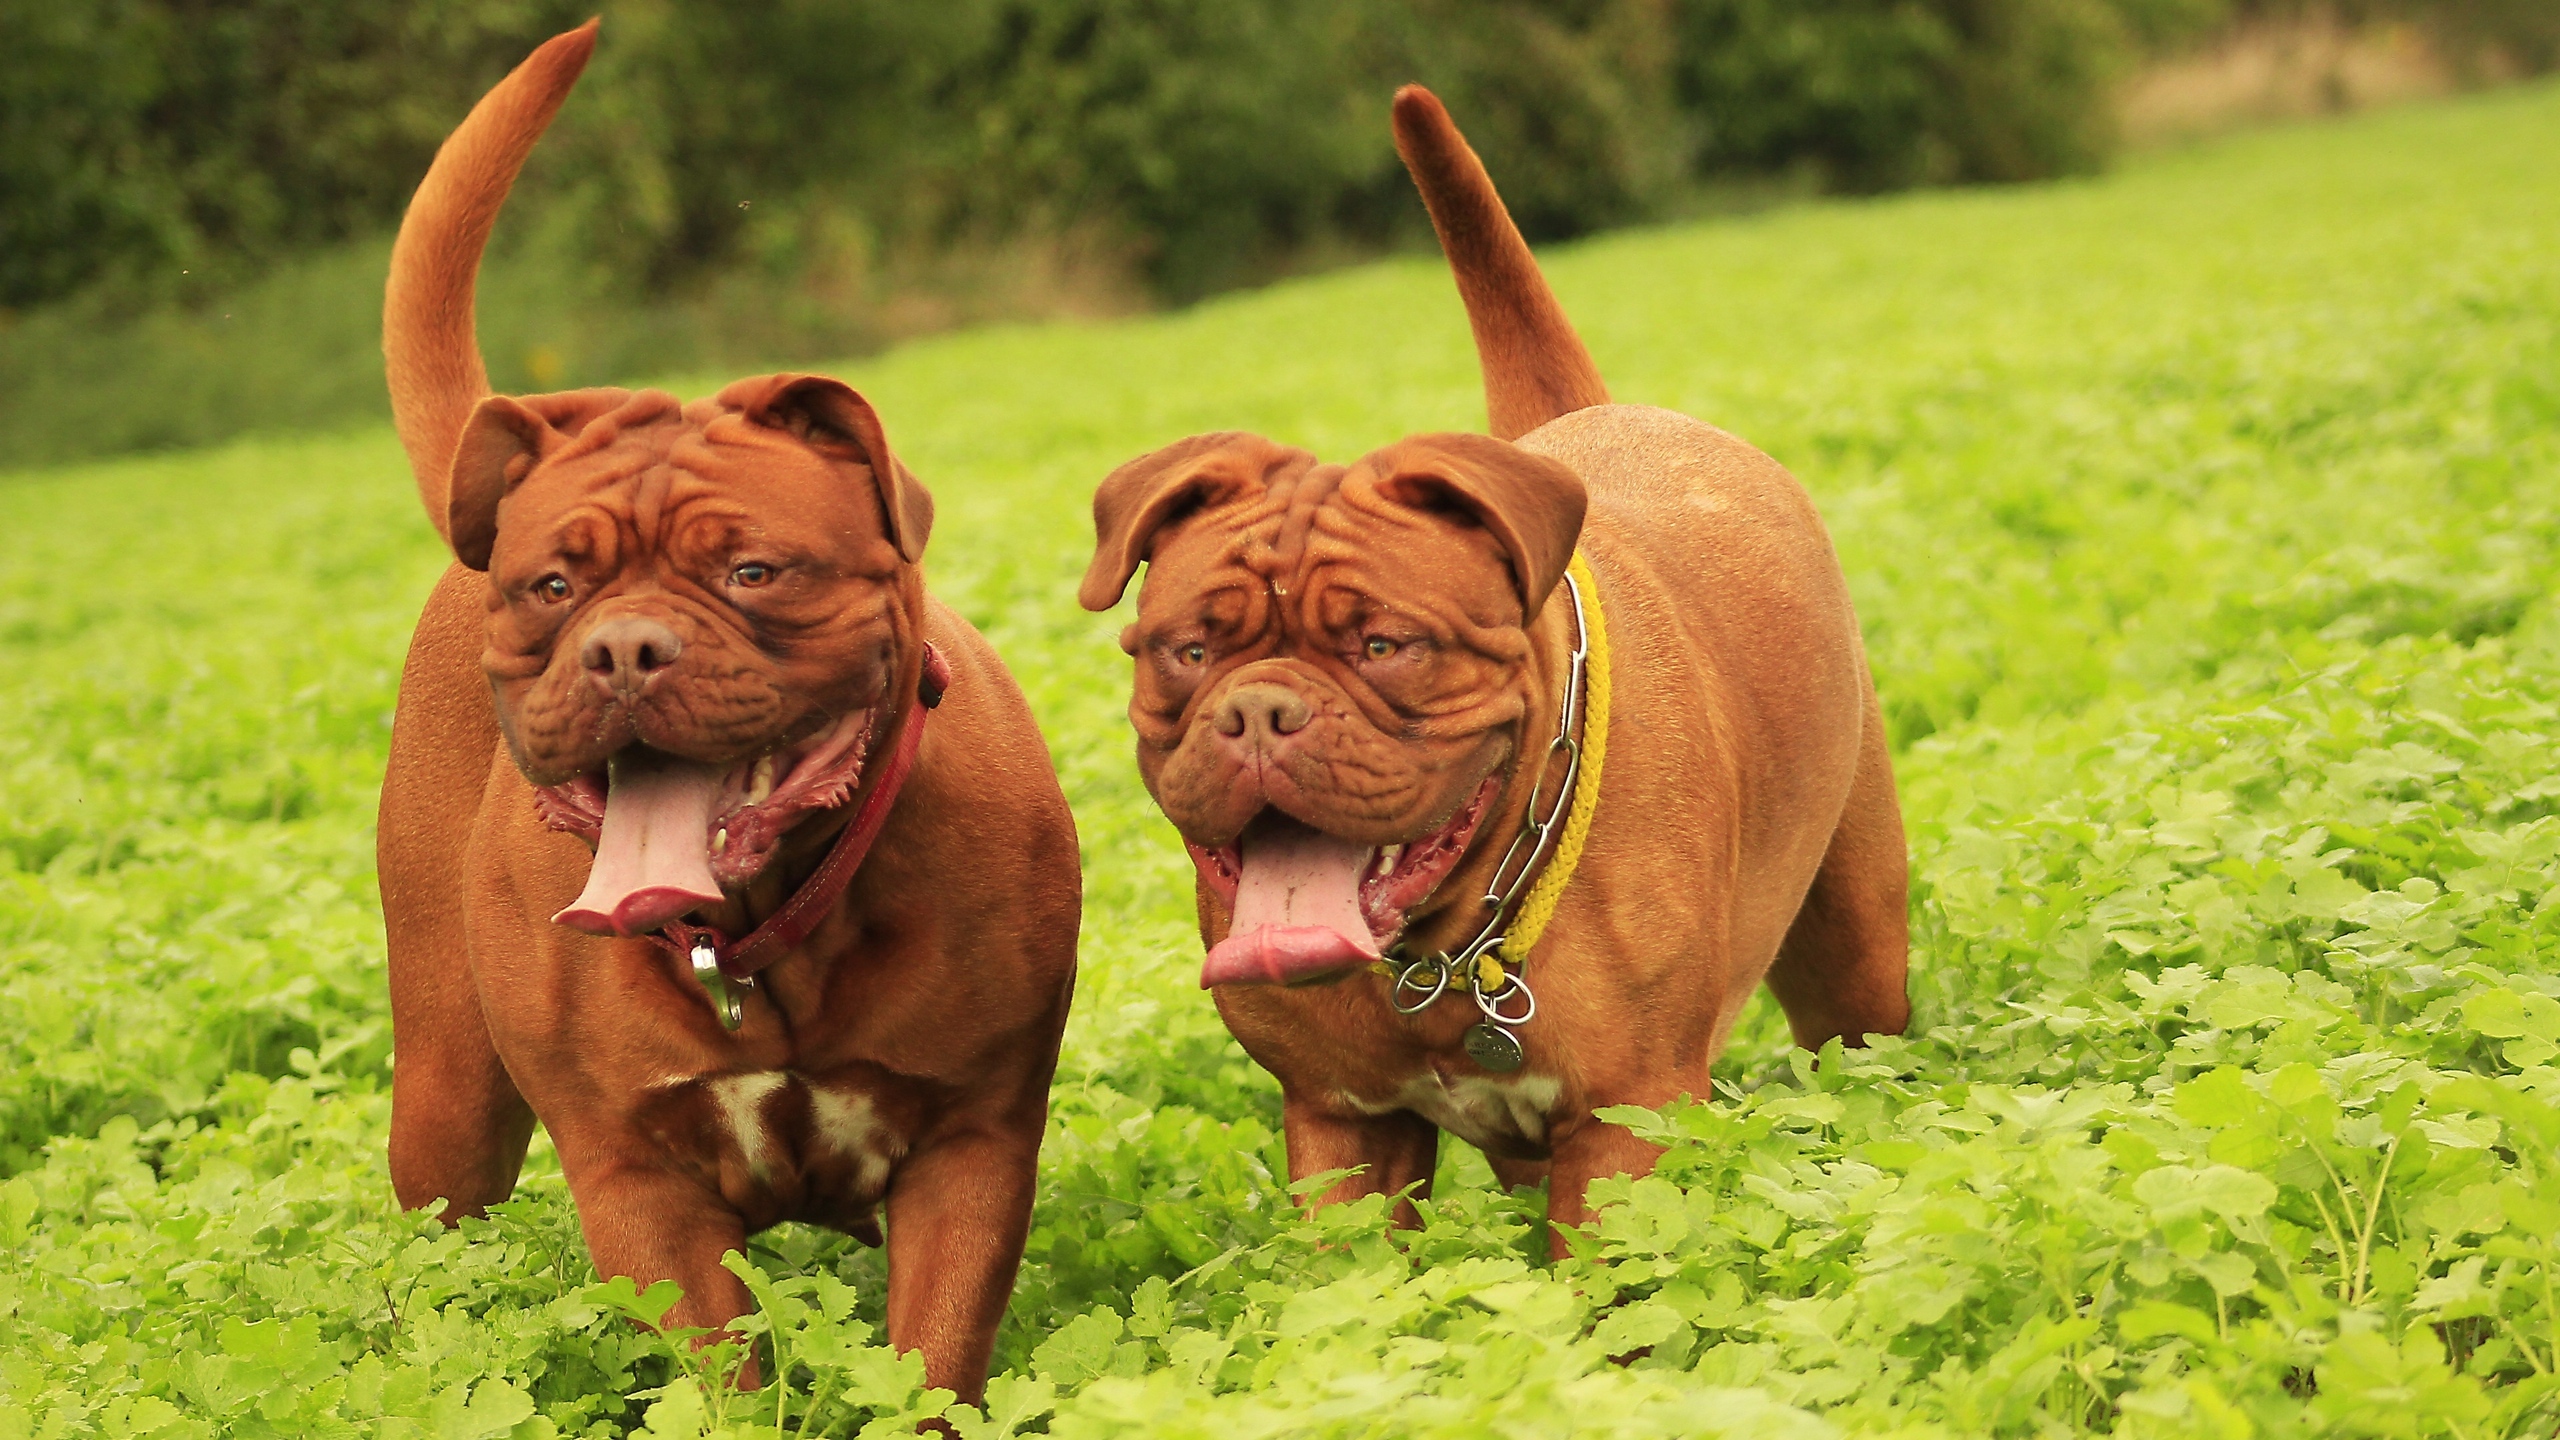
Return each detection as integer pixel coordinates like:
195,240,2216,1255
1371,550,1612,1011
1492,548,1611,973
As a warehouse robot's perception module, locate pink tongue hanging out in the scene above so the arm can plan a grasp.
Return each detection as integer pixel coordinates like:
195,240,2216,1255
553,750,727,937
1201,812,1380,987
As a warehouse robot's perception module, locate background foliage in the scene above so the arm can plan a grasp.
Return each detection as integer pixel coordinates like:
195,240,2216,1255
5,0,2557,468
15,0,2558,312
3,75,2559,1437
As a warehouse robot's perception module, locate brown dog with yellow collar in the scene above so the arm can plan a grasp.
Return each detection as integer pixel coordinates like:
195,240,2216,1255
1079,89,1909,1249
377,25,1078,1396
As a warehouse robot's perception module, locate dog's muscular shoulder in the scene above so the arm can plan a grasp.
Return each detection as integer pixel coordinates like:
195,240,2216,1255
1520,402,1870,751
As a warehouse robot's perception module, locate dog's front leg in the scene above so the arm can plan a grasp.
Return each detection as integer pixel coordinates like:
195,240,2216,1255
563,1155,761,1384
881,1128,1042,1404
1538,1116,1663,1259
1282,1099,1440,1228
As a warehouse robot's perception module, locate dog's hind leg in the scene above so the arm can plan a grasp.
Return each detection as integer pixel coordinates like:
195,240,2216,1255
384,565,535,1219
1763,680,1912,1050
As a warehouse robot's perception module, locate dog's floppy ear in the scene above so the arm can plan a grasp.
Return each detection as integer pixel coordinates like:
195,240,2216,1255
730,374,933,563
448,388,645,570
449,395,558,571
1080,432,1310,611
1355,432,1587,620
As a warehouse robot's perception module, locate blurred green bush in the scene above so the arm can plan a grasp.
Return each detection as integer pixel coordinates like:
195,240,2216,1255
2,0,2550,465
0,0,594,311
19,0,2554,316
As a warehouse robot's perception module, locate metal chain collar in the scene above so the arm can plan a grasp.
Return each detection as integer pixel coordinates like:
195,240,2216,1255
1380,567,1592,1067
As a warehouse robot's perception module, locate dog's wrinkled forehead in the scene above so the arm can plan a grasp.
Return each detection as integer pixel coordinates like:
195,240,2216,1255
533,386,689,464
470,390,761,555
1169,465,1508,622
449,372,932,572
1206,457,1353,589
1079,430,1588,625
477,385,833,492
495,391,792,513
499,389,682,509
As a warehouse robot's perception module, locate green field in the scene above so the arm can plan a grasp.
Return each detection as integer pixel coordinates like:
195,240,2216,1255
5,82,2559,1438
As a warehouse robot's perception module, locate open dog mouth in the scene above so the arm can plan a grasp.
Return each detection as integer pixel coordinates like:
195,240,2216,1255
533,708,877,937
1185,776,1498,988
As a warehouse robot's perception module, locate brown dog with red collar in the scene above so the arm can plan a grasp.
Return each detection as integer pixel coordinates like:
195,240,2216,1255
1078,89,1909,1251
377,25,1077,1397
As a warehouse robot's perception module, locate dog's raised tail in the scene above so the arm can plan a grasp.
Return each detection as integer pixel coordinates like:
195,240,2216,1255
1391,86,1608,442
383,21,598,546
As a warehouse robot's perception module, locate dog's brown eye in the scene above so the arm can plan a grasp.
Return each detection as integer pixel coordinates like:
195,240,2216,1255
1178,643,1207,666
730,562,775,588
534,575,571,604
1364,636,1397,660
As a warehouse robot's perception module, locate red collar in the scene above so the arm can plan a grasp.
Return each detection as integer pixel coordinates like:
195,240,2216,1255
645,643,949,1016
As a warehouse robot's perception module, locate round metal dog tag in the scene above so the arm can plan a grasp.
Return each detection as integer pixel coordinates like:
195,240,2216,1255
1464,1022,1524,1072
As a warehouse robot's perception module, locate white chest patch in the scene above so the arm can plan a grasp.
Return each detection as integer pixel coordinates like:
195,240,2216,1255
808,1086,902,1194
1343,1070,1565,1149
677,1071,907,1197
708,1072,789,1181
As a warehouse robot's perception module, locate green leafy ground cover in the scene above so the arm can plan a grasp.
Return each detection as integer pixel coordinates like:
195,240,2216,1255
4,83,2558,1438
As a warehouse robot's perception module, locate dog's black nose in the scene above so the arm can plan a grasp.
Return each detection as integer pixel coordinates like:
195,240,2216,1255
1216,682,1312,746
580,617,683,700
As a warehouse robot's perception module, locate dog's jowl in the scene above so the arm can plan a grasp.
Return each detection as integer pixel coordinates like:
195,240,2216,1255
1080,88,1909,1251
376,24,1078,1397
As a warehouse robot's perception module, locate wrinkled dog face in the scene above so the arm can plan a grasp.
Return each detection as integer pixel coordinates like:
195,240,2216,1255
452,374,933,937
1081,431,1585,987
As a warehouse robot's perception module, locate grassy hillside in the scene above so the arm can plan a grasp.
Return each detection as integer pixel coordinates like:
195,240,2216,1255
3,83,2557,1437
